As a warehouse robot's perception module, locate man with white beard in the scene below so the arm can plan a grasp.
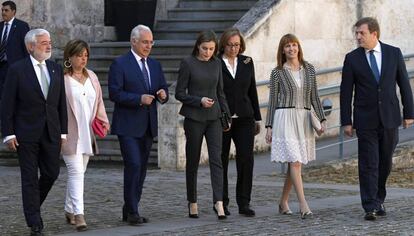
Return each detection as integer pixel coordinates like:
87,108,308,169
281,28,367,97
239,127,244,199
1,28,68,236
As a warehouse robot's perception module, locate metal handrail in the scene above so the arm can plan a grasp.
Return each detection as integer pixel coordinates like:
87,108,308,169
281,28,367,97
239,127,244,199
261,53,414,168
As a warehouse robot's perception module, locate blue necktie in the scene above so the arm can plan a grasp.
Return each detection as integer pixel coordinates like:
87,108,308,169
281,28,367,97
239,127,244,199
369,50,380,83
140,58,151,92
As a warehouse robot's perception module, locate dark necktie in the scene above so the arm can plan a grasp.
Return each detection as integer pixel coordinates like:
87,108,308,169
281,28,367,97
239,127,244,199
369,50,380,83
0,23,9,62
140,58,151,92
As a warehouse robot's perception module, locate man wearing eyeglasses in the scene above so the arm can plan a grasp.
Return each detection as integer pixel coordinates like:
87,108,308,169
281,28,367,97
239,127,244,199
108,24,169,226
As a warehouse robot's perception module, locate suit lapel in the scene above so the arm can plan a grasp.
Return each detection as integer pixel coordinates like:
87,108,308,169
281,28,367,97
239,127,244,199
24,58,45,99
45,60,56,100
234,56,244,79
147,58,157,93
379,42,387,84
8,20,17,40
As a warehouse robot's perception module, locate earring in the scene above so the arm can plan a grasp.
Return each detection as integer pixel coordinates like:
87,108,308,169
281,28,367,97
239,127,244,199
64,60,72,68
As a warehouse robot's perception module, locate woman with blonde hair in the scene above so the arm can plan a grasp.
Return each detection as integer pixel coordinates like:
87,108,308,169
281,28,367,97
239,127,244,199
265,34,326,219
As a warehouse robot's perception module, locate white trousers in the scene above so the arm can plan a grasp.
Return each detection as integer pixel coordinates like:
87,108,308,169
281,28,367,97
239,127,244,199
63,154,90,215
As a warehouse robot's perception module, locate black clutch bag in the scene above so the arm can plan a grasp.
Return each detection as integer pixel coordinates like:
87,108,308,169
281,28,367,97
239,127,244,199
220,112,231,130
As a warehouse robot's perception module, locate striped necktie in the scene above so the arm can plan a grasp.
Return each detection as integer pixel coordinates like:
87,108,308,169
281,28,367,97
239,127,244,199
140,58,151,92
0,23,9,62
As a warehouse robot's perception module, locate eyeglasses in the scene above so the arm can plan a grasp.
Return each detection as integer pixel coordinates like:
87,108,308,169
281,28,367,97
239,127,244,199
139,40,155,46
226,43,240,48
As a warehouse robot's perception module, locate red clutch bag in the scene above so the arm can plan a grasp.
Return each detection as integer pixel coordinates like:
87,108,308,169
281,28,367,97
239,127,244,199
92,117,106,138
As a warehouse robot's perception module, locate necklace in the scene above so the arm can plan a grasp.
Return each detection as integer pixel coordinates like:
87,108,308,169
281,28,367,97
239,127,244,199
71,72,86,84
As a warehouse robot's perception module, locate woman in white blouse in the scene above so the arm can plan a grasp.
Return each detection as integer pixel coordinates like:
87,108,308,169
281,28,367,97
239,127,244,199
61,40,110,231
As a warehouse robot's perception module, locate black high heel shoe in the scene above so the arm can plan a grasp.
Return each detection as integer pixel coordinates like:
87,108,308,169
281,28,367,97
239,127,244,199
188,202,199,218
213,203,227,220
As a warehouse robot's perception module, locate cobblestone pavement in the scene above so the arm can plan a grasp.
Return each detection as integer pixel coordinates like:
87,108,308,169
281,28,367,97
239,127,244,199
1,154,414,236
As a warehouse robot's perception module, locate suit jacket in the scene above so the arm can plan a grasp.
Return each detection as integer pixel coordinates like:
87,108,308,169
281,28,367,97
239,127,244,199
0,18,30,64
340,42,414,129
175,56,230,121
108,51,169,138
61,69,110,155
1,57,68,142
220,54,261,121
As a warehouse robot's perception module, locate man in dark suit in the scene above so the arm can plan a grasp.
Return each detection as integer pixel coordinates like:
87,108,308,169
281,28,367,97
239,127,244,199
108,24,168,225
340,17,414,221
1,28,67,235
0,1,30,96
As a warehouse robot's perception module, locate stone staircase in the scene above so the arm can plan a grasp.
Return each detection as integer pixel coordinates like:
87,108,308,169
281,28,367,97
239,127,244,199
0,0,258,164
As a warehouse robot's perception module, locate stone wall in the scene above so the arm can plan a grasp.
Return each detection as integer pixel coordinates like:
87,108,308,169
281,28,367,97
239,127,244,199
11,0,105,49
235,0,414,153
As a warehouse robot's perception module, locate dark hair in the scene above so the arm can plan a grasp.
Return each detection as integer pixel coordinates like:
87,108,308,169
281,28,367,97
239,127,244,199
218,27,246,55
276,34,305,69
354,17,380,39
63,39,90,76
2,1,16,11
192,30,218,58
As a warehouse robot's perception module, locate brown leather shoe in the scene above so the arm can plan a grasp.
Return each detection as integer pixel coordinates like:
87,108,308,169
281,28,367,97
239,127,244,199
75,214,87,231
65,211,75,225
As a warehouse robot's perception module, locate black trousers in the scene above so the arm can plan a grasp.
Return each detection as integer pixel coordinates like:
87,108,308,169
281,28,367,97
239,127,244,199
221,117,255,208
184,118,223,203
356,127,398,212
17,128,61,227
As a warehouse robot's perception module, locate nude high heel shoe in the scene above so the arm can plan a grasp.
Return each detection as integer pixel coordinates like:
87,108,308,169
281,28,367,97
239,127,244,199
75,214,87,231
213,201,227,220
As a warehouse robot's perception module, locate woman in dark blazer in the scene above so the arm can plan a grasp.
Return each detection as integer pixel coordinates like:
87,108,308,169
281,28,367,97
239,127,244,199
175,30,230,220
218,28,261,217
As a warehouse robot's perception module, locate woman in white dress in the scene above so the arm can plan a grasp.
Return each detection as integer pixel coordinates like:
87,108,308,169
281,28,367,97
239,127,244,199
265,34,326,219
61,40,110,231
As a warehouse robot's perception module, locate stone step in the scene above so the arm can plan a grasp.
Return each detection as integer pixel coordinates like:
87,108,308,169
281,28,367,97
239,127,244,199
94,67,179,84
94,148,158,164
154,28,224,40
88,40,193,56
179,0,257,8
167,7,250,19
156,18,238,30
57,54,187,69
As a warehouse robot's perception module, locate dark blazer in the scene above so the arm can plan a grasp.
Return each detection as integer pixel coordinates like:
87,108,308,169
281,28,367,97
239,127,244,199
108,51,169,138
220,55,261,121
175,56,230,121
0,18,30,64
340,42,414,129
1,57,68,142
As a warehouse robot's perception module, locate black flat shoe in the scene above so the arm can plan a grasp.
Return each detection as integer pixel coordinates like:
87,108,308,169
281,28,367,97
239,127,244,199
213,206,227,220
122,205,127,222
126,214,143,226
224,206,231,216
239,206,255,217
30,225,43,236
376,204,386,216
188,203,199,218
364,211,377,221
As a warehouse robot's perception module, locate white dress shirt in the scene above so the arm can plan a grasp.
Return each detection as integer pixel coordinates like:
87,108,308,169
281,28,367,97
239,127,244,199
222,56,238,79
131,49,152,87
1,17,14,41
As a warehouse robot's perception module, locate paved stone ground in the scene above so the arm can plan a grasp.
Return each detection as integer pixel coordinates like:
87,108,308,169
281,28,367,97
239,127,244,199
1,154,414,236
